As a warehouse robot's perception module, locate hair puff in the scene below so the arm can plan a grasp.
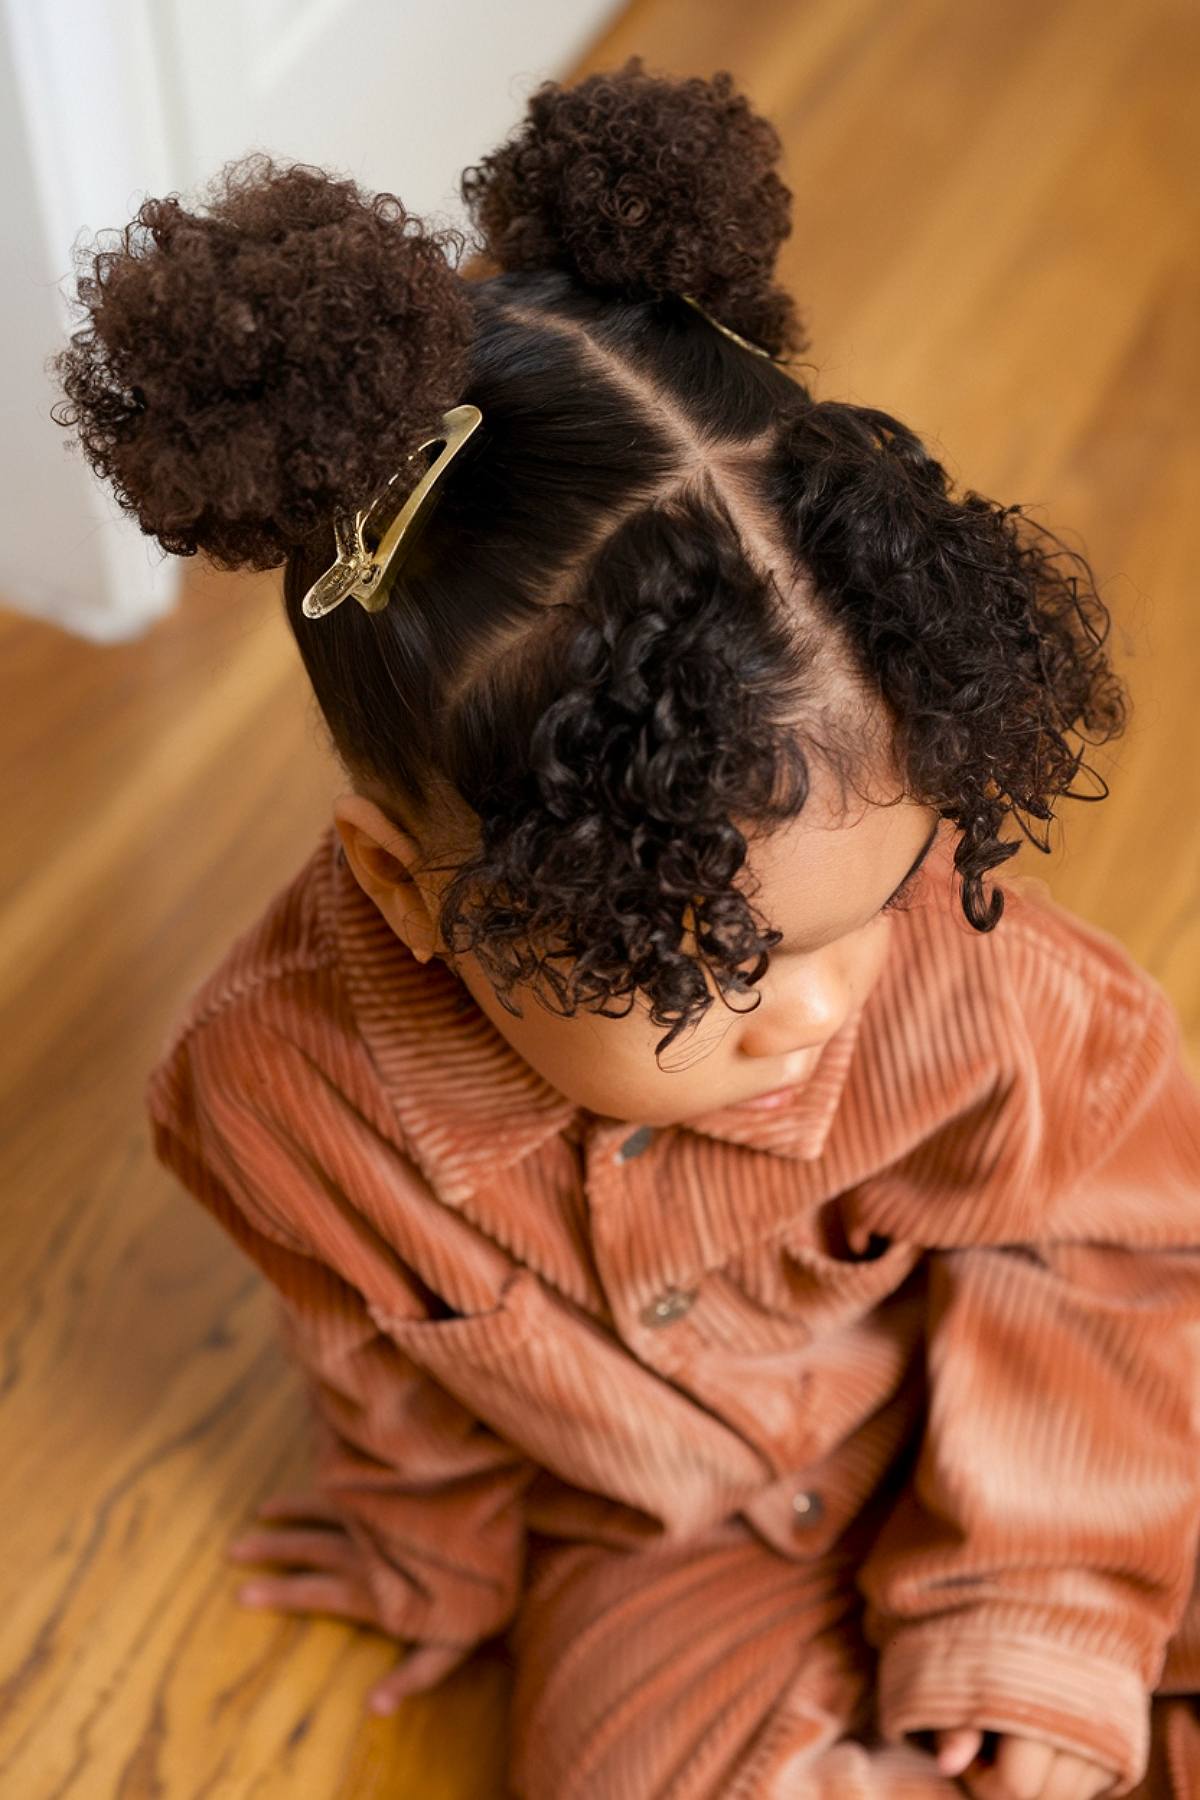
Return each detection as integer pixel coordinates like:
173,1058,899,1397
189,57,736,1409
48,153,475,571
460,55,806,361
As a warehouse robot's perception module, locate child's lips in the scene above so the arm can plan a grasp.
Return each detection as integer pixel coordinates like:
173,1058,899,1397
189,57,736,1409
737,1046,825,1109
739,1084,801,1110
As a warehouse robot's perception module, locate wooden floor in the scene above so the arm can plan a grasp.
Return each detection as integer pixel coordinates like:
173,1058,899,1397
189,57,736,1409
2,0,1198,1793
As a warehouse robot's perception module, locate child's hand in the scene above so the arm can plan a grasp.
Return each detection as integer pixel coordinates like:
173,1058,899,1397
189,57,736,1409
934,1727,1118,1797
226,1488,471,1714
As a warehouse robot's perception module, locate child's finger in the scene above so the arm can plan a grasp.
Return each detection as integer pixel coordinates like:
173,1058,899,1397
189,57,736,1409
990,1732,1055,1794
225,1525,358,1571
254,1490,344,1524
936,1727,984,1776
1039,1750,1119,1799
235,1569,377,1624
367,1642,470,1713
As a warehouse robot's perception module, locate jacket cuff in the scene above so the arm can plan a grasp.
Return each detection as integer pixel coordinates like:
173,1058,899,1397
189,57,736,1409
874,1621,1150,1796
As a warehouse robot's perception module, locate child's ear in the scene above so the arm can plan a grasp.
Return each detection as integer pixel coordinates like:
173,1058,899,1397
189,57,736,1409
332,791,441,964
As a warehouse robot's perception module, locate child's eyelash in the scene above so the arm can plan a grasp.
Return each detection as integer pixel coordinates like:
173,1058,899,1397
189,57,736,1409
881,867,923,914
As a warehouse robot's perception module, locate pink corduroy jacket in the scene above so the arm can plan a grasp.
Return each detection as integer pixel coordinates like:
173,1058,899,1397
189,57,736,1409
145,824,1200,1795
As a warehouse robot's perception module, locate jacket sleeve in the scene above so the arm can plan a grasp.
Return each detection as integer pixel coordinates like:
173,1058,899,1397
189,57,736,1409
145,1019,537,1657
854,978,1200,1797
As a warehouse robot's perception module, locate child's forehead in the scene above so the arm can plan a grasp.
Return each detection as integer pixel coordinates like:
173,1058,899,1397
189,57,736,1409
743,787,907,890
737,772,936,952
738,720,909,870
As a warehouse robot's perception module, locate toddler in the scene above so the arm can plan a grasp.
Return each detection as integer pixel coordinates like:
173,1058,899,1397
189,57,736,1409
50,56,1200,1800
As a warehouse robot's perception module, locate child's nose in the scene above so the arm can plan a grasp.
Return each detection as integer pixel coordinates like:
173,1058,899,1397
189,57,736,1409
736,955,852,1058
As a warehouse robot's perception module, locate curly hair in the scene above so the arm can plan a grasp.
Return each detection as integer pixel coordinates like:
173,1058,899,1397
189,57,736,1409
48,54,1127,1062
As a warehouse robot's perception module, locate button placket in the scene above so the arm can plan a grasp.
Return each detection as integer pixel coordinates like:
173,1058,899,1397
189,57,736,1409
605,1126,700,1345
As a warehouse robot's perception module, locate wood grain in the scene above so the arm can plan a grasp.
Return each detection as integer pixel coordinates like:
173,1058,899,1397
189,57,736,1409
1,1,1196,1792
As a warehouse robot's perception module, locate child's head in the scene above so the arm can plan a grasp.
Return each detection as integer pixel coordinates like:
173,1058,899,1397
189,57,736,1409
50,57,1127,1123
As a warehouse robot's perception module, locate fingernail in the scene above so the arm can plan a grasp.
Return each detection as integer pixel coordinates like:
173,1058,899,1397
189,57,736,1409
239,1586,265,1604
371,1693,399,1714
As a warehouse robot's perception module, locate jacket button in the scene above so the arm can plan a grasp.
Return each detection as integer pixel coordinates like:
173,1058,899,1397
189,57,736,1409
616,1126,656,1162
791,1489,824,1526
640,1287,696,1326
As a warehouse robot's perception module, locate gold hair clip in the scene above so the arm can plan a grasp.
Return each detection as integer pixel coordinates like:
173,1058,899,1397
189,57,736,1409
303,304,777,623
302,402,483,619
680,293,777,361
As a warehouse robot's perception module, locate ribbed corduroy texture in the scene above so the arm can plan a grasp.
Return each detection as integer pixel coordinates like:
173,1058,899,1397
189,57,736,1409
145,825,1200,1797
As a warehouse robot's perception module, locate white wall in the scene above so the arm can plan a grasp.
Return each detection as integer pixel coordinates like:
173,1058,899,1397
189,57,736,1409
0,0,623,641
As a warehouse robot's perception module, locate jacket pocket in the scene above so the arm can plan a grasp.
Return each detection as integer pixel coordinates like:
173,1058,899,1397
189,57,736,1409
772,1218,922,1334
363,1263,541,1415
